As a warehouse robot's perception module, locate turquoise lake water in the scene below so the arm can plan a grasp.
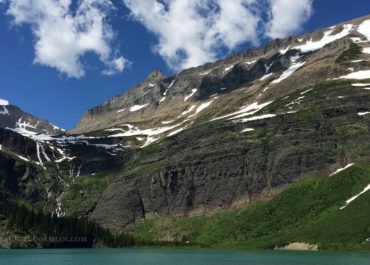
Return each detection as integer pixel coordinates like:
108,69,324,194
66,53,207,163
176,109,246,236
0,249,369,265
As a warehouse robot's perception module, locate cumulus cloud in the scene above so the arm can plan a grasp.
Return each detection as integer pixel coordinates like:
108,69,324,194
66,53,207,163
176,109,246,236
3,0,128,78
123,0,261,71
266,0,313,38
123,0,314,71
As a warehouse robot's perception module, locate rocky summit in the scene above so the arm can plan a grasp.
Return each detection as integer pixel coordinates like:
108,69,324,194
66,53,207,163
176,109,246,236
1,14,370,243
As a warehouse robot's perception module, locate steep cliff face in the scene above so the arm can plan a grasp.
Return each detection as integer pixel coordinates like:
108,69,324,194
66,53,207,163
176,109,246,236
0,150,46,204
91,79,370,230
86,16,370,230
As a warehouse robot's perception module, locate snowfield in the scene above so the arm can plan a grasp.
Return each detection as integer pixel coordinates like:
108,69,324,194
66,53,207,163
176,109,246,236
340,70,370,80
357,20,370,40
296,24,353,53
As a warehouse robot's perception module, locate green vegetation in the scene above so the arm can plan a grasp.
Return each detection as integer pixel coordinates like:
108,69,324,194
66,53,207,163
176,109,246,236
133,164,370,250
62,171,115,216
0,202,138,248
336,43,362,63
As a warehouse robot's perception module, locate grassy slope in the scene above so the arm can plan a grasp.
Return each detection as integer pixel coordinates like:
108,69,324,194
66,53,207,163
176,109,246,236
133,164,370,250
61,171,115,216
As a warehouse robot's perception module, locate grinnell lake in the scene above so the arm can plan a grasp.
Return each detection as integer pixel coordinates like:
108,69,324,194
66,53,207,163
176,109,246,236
0,249,369,265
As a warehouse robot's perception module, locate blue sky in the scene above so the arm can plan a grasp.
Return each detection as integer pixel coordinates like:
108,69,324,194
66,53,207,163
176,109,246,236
0,0,369,130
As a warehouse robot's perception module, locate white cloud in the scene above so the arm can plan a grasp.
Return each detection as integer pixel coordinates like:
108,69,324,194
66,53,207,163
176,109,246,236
4,0,128,78
266,0,313,39
123,0,261,71
123,0,314,71
1,0,314,75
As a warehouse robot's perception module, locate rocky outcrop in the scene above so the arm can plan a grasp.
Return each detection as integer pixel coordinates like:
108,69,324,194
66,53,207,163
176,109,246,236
0,151,46,203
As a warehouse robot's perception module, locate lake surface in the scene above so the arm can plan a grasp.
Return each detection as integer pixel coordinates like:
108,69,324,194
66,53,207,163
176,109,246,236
0,248,369,265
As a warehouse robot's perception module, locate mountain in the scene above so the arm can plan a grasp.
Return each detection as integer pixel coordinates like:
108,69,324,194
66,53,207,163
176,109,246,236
75,15,370,230
1,15,370,249
0,101,130,227
0,98,63,136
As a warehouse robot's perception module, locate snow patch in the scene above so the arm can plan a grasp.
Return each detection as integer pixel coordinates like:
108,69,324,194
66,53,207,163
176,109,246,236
351,37,368,44
340,70,370,80
55,156,76,163
40,144,50,162
16,154,30,162
245,60,256,66
301,88,313,95
167,127,187,137
211,101,273,121
130,104,149,112
148,83,156,87
0,99,9,105
296,24,353,53
142,136,160,148
272,62,305,84
162,120,175,125
351,83,370,87
330,163,355,176
184,89,198,102
117,108,126,113
280,46,291,55
264,62,273,73
195,99,217,114
239,114,276,123
224,65,234,73
50,123,65,132
199,70,211,76
351,59,366,63
358,112,370,116
105,128,125,132
179,105,196,118
161,78,176,98
241,128,254,133
168,79,176,90
340,183,370,210
363,47,370,54
290,55,301,63
108,121,190,147
36,143,44,166
260,73,273,81
285,96,305,107
357,20,370,41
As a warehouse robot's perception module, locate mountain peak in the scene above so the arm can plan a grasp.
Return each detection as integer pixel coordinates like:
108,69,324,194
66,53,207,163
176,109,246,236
146,68,165,82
